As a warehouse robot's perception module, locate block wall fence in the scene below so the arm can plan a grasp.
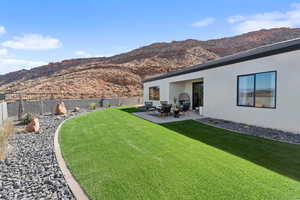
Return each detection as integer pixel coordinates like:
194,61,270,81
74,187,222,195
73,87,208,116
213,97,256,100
6,97,143,117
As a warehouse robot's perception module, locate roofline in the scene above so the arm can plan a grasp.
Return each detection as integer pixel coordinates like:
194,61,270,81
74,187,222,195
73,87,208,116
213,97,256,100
144,38,300,83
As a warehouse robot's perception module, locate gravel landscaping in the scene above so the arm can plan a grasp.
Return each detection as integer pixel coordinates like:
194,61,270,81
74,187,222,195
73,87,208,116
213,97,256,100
0,111,87,200
197,118,300,144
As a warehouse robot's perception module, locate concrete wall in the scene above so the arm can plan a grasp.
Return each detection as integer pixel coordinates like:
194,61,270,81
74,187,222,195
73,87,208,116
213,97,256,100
0,102,8,126
7,97,142,117
144,49,300,134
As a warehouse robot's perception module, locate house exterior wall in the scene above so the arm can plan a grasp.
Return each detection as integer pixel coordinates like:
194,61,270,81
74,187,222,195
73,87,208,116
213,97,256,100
144,49,300,134
169,82,185,104
169,79,202,106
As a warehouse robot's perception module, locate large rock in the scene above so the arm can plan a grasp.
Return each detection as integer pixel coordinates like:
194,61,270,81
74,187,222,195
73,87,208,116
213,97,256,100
74,107,80,112
54,102,67,115
25,118,40,133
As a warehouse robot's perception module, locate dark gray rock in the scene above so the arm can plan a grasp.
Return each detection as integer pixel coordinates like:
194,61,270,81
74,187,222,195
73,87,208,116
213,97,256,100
197,118,300,144
0,111,91,199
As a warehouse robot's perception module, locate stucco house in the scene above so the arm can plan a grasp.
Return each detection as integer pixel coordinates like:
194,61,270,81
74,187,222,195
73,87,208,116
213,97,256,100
143,38,300,134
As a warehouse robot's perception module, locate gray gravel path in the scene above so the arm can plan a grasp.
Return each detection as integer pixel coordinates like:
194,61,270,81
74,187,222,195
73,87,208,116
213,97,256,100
0,112,83,200
197,118,300,144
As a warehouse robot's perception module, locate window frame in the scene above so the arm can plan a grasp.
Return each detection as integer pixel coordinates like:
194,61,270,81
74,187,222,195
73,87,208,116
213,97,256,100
149,86,160,101
237,70,277,109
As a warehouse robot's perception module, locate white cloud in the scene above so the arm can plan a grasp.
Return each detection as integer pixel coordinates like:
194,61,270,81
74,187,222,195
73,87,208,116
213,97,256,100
191,17,215,27
0,49,8,56
2,34,61,50
75,50,92,58
227,15,247,24
229,3,300,33
0,58,47,74
0,26,6,36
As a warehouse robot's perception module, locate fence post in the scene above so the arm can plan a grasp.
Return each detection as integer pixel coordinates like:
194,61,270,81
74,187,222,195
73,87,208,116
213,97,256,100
40,97,44,115
18,94,24,120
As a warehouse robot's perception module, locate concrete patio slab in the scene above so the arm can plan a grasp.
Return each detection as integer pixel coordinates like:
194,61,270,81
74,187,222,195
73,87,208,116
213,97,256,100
133,111,203,124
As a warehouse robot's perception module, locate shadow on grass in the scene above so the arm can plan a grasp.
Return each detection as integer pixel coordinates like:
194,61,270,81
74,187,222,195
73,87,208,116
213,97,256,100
159,120,300,182
119,106,300,182
119,106,144,113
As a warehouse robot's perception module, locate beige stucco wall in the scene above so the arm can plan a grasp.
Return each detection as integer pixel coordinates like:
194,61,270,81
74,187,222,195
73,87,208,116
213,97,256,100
144,49,300,133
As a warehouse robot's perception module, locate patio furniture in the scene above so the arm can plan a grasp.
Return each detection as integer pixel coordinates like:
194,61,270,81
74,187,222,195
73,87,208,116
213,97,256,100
178,93,190,104
143,101,156,111
173,108,180,118
177,93,190,115
160,101,168,106
156,101,168,111
180,102,190,115
159,104,172,116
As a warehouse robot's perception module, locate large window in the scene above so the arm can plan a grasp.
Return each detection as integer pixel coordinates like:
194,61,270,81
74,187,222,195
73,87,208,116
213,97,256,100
237,71,276,108
149,86,160,100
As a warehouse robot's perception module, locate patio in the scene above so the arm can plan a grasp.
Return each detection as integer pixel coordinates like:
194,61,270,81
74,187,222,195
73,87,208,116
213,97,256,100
133,110,203,123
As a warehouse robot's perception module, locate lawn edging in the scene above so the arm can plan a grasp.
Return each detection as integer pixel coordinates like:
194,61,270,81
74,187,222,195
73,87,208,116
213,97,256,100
54,113,91,200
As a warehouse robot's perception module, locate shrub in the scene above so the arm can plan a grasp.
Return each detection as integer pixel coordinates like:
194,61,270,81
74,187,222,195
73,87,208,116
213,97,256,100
21,113,36,125
89,103,97,110
118,101,123,107
0,120,15,160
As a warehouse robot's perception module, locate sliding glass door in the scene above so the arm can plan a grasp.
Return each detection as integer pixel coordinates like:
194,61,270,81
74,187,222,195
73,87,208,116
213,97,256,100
192,82,203,109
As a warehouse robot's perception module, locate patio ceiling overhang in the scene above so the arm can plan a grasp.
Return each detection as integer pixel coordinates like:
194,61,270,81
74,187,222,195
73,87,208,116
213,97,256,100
169,77,203,84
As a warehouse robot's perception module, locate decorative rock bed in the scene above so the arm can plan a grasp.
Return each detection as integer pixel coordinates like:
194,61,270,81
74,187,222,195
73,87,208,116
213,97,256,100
198,118,300,144
0,111,87,200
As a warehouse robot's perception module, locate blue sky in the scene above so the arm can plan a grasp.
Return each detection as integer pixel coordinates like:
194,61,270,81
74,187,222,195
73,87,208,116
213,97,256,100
0,0,299,74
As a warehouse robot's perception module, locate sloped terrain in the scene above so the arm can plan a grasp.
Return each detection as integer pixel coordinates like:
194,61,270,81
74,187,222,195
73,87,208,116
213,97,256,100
1,28,300,99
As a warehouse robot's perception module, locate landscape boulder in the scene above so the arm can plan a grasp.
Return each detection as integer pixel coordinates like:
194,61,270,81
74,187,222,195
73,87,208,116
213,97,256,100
54,102,67,115
74,107,80,112
25,118,40,133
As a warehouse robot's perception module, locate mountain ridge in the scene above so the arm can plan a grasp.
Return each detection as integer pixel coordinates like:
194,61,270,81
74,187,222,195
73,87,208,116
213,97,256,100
1,27,300,100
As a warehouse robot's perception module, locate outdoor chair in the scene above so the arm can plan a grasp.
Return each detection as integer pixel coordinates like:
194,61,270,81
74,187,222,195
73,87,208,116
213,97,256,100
144,101,156,111
159,104,172,117
156,101,168,111
160,101,168,106
180,101,190,115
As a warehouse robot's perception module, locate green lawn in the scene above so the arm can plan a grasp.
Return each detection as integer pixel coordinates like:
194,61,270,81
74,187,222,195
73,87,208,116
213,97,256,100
60,107,300,200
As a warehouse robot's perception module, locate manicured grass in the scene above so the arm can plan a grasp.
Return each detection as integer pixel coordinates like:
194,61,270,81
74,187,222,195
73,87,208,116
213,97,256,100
60,108,300,200
117,106,144,113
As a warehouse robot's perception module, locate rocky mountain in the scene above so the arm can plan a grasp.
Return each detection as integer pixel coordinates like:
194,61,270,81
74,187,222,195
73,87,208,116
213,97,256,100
1,28,300,100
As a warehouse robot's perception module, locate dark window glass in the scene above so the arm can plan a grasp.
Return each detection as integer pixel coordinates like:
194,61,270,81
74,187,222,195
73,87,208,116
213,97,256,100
237,71,276,108
238,75,255,106
149,87,160,100
255,72,276,108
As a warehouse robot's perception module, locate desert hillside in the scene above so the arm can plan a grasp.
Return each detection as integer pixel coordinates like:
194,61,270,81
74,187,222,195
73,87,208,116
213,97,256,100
1,28,300,100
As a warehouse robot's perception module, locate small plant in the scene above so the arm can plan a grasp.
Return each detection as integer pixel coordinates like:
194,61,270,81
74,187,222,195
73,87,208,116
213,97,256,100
0,120,15,160
108,103,112,108
173,96,177,105
118,101,123,107
89,103,97,110
21,113,36,125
